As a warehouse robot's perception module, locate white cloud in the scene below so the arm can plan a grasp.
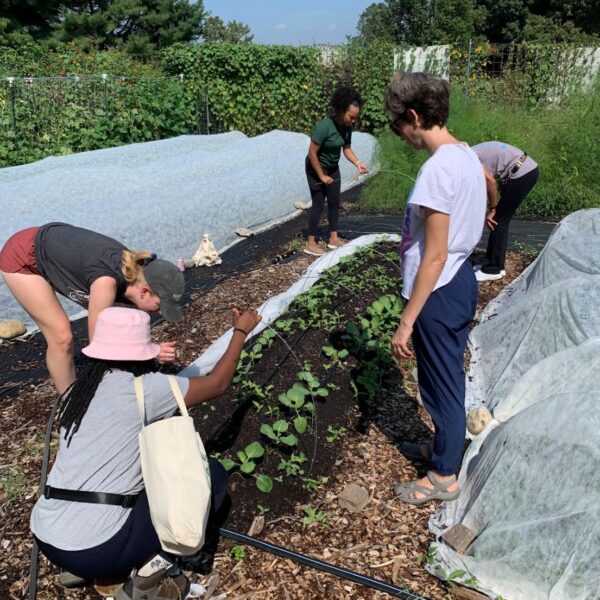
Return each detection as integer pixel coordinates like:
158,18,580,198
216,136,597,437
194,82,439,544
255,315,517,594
275,23,287,30
327,24,337,31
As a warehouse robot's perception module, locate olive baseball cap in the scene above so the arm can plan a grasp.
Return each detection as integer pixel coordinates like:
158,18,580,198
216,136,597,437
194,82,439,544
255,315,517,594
143,258,185,322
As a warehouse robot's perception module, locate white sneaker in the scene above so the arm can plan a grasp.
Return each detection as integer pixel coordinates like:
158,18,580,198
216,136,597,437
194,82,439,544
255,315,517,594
475,269,506,282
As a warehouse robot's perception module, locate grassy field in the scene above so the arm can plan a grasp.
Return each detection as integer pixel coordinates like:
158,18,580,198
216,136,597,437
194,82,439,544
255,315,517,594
359,83,600,218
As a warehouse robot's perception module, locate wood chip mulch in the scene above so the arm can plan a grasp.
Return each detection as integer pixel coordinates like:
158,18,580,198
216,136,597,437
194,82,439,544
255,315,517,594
0,248,532,600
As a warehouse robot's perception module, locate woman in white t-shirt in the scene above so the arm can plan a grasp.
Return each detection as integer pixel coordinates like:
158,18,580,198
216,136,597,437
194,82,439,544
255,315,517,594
386,72,487,504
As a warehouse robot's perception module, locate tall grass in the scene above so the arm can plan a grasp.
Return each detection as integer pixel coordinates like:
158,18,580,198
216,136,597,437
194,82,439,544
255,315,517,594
359,83,600,218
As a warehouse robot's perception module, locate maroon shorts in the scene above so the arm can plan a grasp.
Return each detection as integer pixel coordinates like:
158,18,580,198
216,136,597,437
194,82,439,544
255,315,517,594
0,227,41,275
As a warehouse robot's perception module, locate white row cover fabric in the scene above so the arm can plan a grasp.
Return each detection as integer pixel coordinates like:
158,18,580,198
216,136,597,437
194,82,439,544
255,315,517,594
480,209,600,323
0,131,379,328
431,382,600,600
431,211,600,600
467,275,600,412
179,234,400,377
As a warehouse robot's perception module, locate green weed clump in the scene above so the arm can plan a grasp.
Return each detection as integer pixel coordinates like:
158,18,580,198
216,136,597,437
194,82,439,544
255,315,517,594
360,83,600,219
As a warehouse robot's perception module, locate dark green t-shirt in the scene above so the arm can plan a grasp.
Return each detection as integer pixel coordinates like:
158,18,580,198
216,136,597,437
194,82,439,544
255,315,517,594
311,117,352,170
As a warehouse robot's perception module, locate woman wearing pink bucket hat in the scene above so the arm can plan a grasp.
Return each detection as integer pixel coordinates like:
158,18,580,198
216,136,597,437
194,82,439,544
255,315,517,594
0,222,185,395
29,305,261,599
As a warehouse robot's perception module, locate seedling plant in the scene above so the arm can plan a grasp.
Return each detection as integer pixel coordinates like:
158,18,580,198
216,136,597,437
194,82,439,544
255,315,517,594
195,241,403,514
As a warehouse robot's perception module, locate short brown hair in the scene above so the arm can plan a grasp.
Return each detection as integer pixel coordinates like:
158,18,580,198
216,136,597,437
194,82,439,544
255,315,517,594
385,72,450,129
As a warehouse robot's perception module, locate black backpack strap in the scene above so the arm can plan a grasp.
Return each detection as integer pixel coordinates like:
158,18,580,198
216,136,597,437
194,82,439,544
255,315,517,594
44,485,139,508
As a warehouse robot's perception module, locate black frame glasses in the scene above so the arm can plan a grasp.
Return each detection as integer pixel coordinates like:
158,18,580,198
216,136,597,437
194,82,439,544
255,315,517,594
389,115,405,136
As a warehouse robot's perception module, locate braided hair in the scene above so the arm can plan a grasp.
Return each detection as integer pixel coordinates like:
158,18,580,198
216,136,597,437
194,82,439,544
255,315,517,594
58,358,156,446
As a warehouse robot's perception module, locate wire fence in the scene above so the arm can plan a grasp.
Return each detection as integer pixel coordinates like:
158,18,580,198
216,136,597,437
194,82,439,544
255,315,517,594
450,42,600,104
1,74,214,167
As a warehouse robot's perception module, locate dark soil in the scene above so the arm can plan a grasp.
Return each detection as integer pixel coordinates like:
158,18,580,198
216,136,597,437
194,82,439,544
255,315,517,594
192,243,402,532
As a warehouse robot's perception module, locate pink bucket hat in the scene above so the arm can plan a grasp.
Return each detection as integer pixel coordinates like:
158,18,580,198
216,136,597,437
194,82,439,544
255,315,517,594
82,307,160,361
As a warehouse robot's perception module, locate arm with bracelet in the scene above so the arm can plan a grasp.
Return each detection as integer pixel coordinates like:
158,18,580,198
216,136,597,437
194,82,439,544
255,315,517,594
184,308,260,405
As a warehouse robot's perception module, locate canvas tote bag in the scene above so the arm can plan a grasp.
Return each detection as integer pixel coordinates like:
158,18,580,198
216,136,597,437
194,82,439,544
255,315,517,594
134,374,211,555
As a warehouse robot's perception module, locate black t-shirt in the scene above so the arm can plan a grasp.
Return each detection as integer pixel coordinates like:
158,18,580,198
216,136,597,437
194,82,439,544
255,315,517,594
35,223,128,308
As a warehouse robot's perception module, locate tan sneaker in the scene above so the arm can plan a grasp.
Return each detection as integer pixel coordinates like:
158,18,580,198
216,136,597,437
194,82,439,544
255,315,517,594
303,242,326,256
327,238,348,250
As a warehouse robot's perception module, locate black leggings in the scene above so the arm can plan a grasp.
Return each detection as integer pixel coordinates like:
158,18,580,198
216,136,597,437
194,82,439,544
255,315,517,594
306,158,341,237
483,167,539,273
35,460,228,581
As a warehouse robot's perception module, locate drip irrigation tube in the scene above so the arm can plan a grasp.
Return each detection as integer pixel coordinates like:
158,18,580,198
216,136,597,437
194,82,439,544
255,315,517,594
29,401,431,600
219,527,430,600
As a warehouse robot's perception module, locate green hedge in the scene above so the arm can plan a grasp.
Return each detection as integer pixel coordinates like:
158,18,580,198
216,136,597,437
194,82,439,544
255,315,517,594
160,41,397,135
0,41,199,167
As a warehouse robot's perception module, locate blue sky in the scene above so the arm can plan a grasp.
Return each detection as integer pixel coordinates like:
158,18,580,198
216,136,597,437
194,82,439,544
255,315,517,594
203,0,375,45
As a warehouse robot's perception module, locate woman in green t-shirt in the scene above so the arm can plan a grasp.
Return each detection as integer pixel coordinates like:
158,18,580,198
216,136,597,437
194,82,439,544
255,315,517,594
304,86,369,256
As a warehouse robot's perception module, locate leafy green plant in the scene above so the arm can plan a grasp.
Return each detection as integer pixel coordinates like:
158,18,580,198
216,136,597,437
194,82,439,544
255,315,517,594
219,441,265,474
275,317,307,334
297,370,328,399
260,419,298,447
300,507,329,528
417,543,438,566
278,382,316,434
322,345,349,368
264,405,281,418
325,425,347,443
438,566,479,590
230,545,246,561
343,294,403,407
301,476,329,492
255,474,273,493
236,441,265,475
278,452,308,477
256,504,270,515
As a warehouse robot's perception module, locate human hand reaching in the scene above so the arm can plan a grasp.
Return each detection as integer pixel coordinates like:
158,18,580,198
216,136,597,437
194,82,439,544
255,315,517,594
231,307,261,335
157,341,177,363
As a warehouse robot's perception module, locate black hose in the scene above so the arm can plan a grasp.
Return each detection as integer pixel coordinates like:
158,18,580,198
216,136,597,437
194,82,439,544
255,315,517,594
219,527,430,600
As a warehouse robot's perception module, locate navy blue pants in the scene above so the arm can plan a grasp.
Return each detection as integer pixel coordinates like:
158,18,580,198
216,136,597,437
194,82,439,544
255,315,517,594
36,460,228,581
411,260,477,475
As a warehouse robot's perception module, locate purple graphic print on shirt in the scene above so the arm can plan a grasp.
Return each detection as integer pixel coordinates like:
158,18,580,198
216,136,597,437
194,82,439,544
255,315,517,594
399,187,415,263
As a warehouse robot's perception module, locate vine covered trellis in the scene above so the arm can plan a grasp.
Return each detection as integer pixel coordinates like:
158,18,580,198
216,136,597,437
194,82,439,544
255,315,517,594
1,40,598,168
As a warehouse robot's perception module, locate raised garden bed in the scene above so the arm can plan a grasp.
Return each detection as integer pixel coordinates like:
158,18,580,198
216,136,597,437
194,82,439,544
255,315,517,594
0,245,534,600
192,241,404,531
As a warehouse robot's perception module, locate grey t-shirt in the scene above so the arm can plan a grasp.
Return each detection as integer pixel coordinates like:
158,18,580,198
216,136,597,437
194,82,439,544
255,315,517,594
30,371,190,551
35,222,129,308
473,141,537,182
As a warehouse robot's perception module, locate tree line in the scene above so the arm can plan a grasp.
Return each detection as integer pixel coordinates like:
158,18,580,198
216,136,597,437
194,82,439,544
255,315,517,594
354,0,600,45
0,0,253,54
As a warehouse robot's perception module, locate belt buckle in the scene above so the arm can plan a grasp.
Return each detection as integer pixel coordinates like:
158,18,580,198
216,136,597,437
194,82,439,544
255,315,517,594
511,155,525,175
